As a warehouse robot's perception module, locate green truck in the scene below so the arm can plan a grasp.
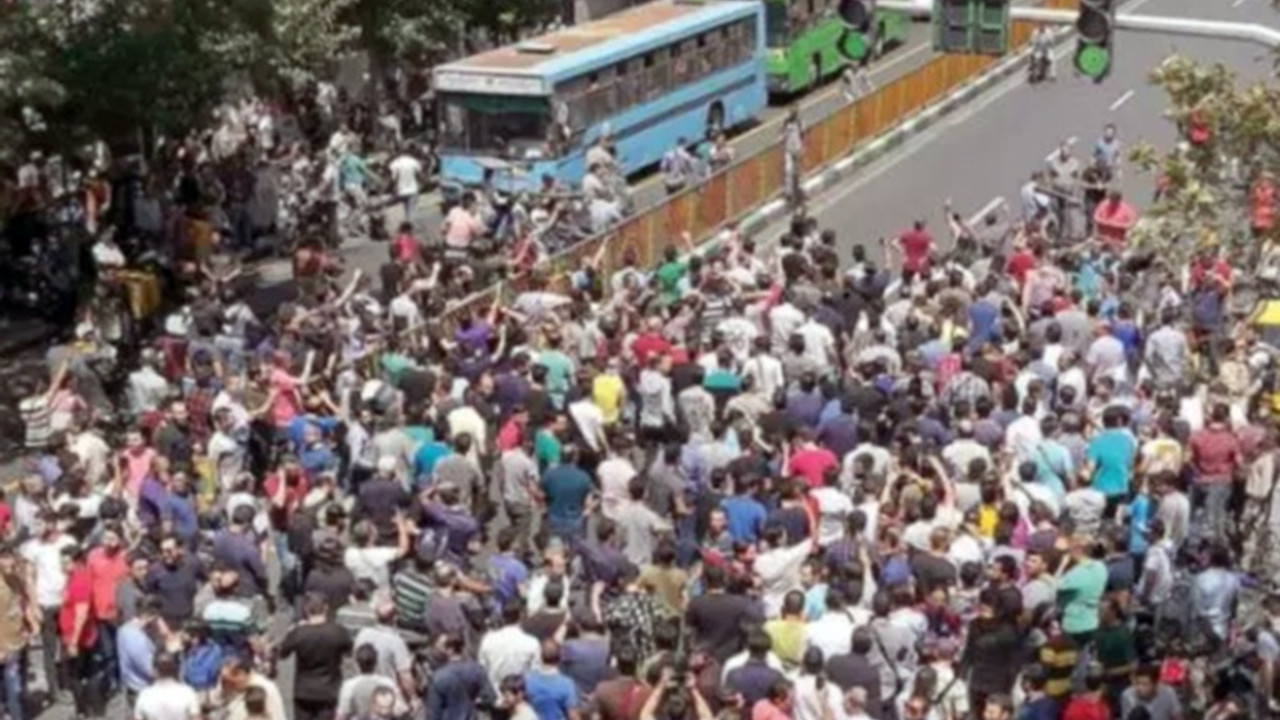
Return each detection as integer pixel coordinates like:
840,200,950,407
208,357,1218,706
763,0,909,95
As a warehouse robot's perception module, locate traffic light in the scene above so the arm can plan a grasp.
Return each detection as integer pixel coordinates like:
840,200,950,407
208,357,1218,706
974,0,1010,56
836,0,874,61
1074,0,1115,81
933,0,1009,56
934,0,974,53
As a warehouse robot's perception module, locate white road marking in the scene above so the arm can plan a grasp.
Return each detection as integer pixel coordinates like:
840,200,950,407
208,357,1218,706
970,197,1006,225
1109,89,1136,111
1233,0,1248,8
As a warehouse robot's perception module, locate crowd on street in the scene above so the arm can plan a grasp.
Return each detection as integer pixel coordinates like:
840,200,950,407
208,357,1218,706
4,53,1280,720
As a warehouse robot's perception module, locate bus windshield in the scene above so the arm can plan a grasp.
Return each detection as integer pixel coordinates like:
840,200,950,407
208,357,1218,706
438,93,556,160
764,1,790,47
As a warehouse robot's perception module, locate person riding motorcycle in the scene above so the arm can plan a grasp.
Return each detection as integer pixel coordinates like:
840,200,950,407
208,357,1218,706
1029,27,1055,83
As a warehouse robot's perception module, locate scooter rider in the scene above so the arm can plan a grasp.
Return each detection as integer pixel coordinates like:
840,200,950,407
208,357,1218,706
1030,26,1056,82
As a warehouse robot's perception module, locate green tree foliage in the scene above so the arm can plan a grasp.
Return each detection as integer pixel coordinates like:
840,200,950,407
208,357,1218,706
1128,56,1280,263
0,0,563,159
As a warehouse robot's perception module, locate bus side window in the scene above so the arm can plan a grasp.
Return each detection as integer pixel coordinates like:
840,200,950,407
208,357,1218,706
671,42,688,88
588,67,617,124
739,19,758,61
645,48,670,101
616,61,637,112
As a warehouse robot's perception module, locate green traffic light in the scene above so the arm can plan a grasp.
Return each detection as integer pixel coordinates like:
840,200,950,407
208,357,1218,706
1076,45,1110,78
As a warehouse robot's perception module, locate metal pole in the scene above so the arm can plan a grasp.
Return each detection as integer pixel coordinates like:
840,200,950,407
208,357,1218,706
878,0,1280,49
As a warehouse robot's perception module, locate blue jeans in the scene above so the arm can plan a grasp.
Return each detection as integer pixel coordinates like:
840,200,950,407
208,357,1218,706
1197,483,1233,544
2,651,23,720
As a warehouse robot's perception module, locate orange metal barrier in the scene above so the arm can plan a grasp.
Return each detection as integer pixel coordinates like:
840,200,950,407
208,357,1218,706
448,0,1080,314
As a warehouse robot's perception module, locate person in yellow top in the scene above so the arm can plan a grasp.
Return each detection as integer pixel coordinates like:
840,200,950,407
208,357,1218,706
764,590,809,669
592,357,627,425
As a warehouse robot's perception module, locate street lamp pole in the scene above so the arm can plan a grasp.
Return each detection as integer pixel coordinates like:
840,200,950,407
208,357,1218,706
877,0,1280,50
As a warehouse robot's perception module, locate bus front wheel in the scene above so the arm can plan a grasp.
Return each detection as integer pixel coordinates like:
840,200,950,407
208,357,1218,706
707,102,725,139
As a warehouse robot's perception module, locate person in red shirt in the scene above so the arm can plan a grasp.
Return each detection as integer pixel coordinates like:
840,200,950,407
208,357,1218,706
59,544,102,717
786,429,837,489
892,220,935,275
1060,671,1112,720
86,523,128,679
631,317,673,367
1188,403,1242,543
1006,241,1039,288
392,221,421,265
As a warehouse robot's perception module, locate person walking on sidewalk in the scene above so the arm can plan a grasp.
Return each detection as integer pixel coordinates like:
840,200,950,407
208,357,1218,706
782,109,804,204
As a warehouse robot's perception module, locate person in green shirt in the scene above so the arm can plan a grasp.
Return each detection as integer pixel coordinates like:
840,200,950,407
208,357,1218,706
1057,533,1108,643
534,414,566,472
537,334,575,410
653,234,697,306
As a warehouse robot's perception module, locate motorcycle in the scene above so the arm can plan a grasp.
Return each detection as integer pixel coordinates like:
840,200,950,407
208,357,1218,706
1028,48,1052,84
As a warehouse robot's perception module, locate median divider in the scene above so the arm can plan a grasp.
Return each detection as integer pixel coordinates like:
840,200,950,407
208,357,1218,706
444,0,1079,318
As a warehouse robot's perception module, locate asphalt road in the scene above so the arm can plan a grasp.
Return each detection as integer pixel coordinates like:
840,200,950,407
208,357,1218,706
756,0,1277,264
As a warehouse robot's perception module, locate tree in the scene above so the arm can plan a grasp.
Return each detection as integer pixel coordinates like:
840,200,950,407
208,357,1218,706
1128,55,1280,266
0,0,250,156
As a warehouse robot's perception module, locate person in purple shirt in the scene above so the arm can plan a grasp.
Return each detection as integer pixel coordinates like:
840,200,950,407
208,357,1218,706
784,373,824,429
137,472,170,528
418,486,480,567
816,395,859,458
454,309,495,354
493,356,532,420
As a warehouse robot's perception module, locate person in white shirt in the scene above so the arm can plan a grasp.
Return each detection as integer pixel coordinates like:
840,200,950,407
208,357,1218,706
133,651,202,720
478,603,540,692
127,351,172,418
768,297,805,356
1003,399,1043,463
756,527,816,618
811,474,854,547
805,588,871,661
794,649,844,720
388,150,424,219
797,317,836,374
742,338,785,404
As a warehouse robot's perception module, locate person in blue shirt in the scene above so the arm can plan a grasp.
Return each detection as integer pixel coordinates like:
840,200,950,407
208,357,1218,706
524,641,578,720
163,474,200,547
1085,407,1138,508
1127,477,1153,559
488,528,530,608
413,425,453,486
541,445,593,543
720,475,767,545
117,596,162,697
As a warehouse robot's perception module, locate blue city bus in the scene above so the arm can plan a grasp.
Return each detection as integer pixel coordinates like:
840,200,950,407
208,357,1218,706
433,0,767,195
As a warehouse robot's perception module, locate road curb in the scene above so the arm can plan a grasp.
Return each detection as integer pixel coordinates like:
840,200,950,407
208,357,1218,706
735,28,1071,238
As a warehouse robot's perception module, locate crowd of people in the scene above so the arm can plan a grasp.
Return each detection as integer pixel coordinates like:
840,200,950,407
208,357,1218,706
3,54,1280,720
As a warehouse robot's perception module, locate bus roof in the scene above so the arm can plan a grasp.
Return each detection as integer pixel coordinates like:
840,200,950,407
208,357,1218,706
438,0,757,80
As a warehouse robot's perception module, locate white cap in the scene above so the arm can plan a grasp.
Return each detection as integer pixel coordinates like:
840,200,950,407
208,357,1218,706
376,456,397,474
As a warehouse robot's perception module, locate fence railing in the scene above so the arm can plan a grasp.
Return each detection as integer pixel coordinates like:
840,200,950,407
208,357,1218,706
446,0,1078,317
